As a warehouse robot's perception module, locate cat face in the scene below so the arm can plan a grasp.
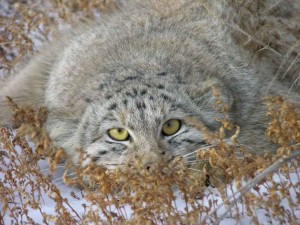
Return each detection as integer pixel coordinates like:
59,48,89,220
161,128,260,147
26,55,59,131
74,83,217,171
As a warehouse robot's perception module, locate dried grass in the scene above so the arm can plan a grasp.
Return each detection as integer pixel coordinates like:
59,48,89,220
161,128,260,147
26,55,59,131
0,0,299,224
0,0,118,74
1,95,299,224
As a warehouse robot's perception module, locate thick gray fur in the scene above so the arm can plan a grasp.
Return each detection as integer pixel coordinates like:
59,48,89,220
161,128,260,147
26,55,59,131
0,0,299,170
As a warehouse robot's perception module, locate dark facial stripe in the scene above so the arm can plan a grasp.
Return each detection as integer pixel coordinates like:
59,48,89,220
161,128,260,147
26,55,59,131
123,76,138,81
140,89,147,95
135,101,146,110
170,139,201,146
111,146,127,153
108,103,117,110
157,72,167,76
99,150,108,155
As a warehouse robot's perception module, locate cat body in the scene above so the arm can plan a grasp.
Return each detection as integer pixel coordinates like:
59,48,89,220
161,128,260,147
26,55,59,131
0,0,299,170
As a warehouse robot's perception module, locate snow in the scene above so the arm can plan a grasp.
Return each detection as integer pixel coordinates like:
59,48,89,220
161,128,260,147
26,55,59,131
1,142,299,224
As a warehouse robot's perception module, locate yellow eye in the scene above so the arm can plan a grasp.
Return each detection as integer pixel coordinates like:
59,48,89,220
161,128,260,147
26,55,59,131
162,119,181,136
108,128,130,141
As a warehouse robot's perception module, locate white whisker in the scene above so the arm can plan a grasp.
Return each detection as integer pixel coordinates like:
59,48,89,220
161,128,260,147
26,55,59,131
183,156,197,161
103,163,124,166
184,160,205,164
184,162,198,166
186,168,205,173
181,145,213,158
175,142,210,156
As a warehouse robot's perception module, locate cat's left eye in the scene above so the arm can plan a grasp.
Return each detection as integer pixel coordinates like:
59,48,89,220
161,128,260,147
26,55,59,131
162,119,181,136
108,128,130,141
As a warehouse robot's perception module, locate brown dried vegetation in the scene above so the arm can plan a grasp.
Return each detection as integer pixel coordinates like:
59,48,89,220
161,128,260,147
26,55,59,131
0,0,118,74
0,0,300,224
1,94,299,224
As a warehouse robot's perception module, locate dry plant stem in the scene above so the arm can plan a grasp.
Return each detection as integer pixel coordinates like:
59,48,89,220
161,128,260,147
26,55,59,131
226,22,282,58
200,150,300,224
260,0,283,14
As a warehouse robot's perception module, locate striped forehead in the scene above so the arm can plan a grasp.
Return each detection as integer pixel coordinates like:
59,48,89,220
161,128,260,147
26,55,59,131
101,88,186,128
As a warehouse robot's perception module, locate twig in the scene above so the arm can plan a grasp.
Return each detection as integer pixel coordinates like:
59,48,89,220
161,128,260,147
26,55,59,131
215,18,282,58
260,0,283,15
200,150,300,224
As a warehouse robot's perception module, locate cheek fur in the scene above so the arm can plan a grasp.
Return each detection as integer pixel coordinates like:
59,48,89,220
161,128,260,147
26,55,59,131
83,142,127,166
167,128,204,155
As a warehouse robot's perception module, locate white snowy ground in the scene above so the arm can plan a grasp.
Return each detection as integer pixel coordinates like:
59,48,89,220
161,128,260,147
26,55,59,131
1,141,299,224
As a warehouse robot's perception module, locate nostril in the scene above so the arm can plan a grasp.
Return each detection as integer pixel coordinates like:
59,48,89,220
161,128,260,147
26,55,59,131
144,163,152,171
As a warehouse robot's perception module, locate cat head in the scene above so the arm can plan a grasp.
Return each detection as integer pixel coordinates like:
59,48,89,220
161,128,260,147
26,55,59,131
63,80,232,172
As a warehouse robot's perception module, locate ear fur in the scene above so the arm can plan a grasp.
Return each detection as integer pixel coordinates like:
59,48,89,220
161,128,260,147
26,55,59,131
185,78,233,111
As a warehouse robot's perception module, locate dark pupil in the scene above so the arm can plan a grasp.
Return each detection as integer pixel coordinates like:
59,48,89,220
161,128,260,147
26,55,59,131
166,122,172,127
117,128,122,133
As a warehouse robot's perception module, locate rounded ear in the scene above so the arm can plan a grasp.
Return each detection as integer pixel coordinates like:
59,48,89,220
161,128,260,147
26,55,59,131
184,78,233,110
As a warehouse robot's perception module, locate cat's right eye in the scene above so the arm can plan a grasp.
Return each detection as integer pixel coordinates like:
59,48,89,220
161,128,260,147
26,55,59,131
108,128,130,141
